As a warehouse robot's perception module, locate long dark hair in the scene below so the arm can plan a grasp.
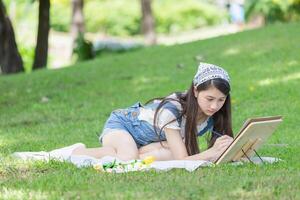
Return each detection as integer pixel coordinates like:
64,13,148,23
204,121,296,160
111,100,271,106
146,78,233,156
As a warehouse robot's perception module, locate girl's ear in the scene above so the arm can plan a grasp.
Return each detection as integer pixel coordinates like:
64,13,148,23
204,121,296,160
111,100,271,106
193,87,198,98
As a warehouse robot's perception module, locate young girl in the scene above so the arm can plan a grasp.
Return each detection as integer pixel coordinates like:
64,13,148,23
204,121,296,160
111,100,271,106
65,62,234,162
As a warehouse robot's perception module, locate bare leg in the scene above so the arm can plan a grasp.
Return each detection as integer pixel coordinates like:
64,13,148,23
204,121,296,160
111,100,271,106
72,131,139,161
72,146,117,159
72,142,174,160
72,143,174,160
139,142,174,161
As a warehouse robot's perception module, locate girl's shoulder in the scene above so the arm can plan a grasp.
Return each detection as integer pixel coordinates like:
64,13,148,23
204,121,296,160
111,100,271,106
162,93,183,111
144,92,185,114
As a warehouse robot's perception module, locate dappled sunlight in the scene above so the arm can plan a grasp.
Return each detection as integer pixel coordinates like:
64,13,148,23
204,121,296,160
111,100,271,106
222,47,241,56
0,137,20,151
0,187,49,200
247,60,299,75
0,136,5,148
258,71,300,86
132,75,152,85
0,138,22,156
287,60,298,67
132,75,170,92
0,134,50,154
0,134,18,152
251,50,267,58
229,188,274,199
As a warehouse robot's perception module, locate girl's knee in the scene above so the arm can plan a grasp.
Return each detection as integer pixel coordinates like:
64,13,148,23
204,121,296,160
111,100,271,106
118,153,139,161
101,131,139,161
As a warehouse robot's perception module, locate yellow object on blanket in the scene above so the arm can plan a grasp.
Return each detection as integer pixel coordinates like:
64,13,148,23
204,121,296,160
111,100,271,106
93,156,156,173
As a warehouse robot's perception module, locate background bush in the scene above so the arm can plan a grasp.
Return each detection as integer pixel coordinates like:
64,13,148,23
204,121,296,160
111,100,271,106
51,0,70,32
18,45,35,73
245,0,300,23
154,0,225,34
4,0,300,36
51,0,225,36
84,0,141,36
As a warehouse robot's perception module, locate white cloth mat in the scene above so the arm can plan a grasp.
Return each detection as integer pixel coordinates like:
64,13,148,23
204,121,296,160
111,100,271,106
12,151,281,173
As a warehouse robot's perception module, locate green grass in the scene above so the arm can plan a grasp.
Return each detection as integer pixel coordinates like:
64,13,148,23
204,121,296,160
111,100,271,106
1,22,300,199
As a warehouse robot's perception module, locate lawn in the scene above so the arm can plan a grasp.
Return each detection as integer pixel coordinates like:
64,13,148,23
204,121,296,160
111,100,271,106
0,22,300,199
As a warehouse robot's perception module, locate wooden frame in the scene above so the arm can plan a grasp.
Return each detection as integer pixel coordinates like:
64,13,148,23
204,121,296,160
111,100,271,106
215,116,283,164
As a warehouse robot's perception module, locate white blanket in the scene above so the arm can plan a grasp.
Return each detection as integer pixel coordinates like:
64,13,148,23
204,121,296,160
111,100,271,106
70,155,212,172
12,151,281,173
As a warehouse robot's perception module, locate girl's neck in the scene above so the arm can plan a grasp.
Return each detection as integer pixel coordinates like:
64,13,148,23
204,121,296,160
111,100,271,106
196,112,208,124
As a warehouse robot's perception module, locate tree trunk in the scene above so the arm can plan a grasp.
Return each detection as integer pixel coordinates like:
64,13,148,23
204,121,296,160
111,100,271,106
32,0,50,70
71,0,85,49
141,0,156,45
0,0,24,74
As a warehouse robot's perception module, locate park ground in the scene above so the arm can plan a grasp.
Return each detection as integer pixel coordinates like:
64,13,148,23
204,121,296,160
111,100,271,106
0,22,299,199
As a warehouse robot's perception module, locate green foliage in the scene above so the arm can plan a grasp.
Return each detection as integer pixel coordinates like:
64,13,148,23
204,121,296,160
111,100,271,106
289,0,300,20
50,1,71,32
154,0,225,34
51,0,225,36
4,0,38,22
72,33,94,62
4,0,225,36
18,45,35,73
84,0,141,36
245,0,300,23
1,22,300,199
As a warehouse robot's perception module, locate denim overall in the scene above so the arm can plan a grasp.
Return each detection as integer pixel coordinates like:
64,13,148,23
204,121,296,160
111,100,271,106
99,102,164,148
99,102,213,148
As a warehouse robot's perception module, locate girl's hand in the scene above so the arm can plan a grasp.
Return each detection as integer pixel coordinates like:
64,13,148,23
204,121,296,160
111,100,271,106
208,135,233,162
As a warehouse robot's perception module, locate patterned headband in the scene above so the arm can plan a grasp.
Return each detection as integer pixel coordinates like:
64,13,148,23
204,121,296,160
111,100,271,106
193,62,230,87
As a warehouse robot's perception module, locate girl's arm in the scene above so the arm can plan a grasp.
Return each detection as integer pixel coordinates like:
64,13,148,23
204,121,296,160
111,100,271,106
165,128,233,162
184,135,233,162
164,128,189,159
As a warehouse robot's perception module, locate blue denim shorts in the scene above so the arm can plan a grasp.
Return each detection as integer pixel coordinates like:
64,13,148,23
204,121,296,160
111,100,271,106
99,102,161,148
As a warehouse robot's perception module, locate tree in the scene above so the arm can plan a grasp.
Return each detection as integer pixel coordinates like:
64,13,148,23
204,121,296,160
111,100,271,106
32,0,50,70
140,0,156,45
71,0,93,62
71,0,85,49
0,0,24,74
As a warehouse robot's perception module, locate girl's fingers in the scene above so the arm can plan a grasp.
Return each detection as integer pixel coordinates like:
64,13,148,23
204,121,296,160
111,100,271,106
216,137,233,145
216,135,232,141
217,140,232,150
218,144,230,152
213,136,233,151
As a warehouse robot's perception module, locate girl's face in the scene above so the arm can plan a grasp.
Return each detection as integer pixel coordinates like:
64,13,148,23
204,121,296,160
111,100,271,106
194,86,227,116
